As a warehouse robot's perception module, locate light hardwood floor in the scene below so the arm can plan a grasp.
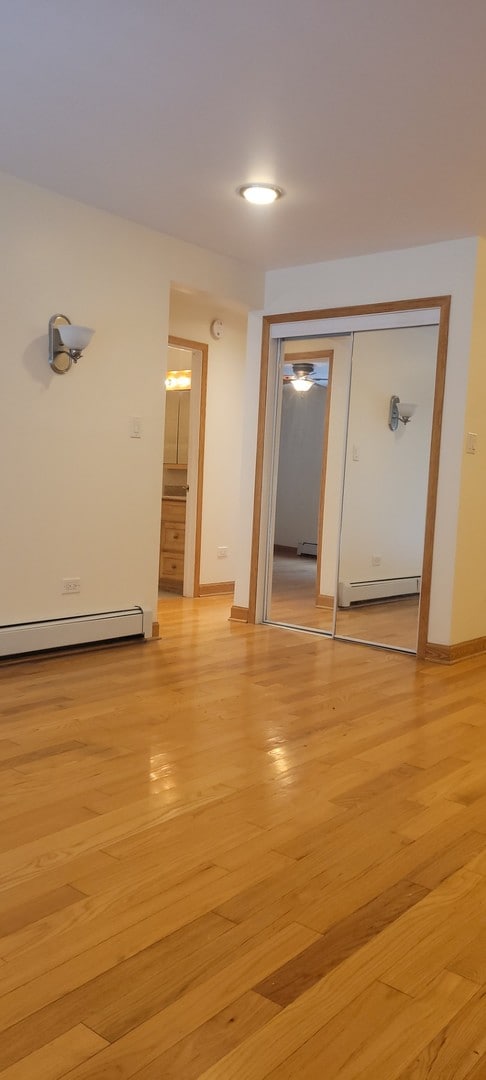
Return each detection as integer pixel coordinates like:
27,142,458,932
2,595,486,1077
268,552,333,632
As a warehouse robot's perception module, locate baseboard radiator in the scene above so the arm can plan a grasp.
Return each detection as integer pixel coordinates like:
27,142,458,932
338,577,420,607
297,541,318,557
0,607,152,658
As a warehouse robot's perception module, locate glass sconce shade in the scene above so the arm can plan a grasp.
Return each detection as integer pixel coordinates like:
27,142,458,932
58,325,95,351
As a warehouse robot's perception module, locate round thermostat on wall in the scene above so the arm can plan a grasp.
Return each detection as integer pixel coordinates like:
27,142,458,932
210,318,224,340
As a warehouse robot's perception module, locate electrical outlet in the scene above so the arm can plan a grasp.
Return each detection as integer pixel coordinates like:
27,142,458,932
372,555,381,567
130,417,142,439
217,546,228,559
62,578,80,594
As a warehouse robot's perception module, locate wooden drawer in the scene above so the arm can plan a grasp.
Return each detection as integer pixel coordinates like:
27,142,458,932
162,499,186,524
161,524,185,553
160,553,184,580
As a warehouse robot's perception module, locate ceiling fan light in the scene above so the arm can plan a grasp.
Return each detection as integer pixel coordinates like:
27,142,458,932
292,377,313,392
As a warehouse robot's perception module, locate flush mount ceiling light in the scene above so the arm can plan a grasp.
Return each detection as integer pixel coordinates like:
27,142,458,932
237,183,284,205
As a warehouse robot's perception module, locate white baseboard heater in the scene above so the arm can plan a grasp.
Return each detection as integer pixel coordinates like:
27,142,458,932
297,541,318,557
338,577,420,607
0,607,152,658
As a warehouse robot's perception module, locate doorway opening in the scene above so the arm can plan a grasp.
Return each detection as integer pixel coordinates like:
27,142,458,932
159,336,207,600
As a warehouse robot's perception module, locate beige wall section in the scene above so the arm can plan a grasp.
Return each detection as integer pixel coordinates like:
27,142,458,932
451,237,486,643
0,170,263,628
169,289,249,587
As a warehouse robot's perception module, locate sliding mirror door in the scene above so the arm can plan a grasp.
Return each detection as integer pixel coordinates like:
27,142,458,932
334,325,438,652
264,335,352,633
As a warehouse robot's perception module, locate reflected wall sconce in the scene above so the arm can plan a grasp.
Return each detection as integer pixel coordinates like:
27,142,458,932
48,314,95,374
388,395,416,431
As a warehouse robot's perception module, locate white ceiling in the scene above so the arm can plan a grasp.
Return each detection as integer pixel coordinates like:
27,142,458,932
2,0,486,270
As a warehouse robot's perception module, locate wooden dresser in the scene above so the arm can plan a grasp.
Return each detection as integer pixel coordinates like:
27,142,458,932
159,498,186,592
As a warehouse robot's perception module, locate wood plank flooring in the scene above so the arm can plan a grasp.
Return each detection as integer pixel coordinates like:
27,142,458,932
1,594,486,1076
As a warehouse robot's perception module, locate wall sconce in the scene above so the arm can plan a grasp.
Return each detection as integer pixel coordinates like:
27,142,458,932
388,395,416,431
48,314,95,374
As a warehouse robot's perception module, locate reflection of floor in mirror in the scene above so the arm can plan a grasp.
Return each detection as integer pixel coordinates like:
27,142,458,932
336,596,419,651
268,551,333,632
269,551,419,650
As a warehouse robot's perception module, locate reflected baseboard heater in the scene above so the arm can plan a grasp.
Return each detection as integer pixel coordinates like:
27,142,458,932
297,541,318,557
338,578,420,607
0,607,152,658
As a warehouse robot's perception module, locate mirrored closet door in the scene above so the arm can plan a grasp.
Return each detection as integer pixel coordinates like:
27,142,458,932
263,320,440,655
334,324,438,652
264,334,352,635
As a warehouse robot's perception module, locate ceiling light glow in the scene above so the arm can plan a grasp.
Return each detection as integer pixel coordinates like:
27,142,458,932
292,378,313,393
237,183,283,205
165,369,191,391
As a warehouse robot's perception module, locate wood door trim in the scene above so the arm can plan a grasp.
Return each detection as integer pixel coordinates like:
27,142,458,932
315,352,334,609
248,318,271,623
266,296,450,323
416,297,450,657
248,296,452,662
284,348,334,362
168,335,208,598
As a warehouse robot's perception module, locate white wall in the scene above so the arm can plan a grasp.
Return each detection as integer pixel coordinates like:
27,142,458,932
339,326,437,584
169,288,249,586
274,384,327,549
0,171,263,628
234,239,478,645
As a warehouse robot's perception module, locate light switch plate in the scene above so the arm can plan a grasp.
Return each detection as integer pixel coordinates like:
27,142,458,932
466,432,478,454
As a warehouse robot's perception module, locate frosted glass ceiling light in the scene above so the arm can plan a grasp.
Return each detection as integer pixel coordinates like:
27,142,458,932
237,183,284,205
292,377,313,392
291,361,314,393
48,314,95,374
